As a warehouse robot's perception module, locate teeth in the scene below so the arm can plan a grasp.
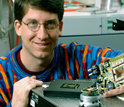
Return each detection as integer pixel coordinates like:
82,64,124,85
37,43,47,46
34,41,48,46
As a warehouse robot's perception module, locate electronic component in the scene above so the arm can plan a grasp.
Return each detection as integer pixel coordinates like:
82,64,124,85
79,87,101,107
28,80,124,107
88,53,124,94
60,83,80,89
43,79,93,98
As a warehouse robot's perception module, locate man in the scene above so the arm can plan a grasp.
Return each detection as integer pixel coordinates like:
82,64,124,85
0,0,124,107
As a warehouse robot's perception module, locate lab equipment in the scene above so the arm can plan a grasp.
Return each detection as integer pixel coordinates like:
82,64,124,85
88,53,124,95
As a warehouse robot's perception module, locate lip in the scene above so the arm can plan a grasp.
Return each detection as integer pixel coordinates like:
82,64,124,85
33,42,50,48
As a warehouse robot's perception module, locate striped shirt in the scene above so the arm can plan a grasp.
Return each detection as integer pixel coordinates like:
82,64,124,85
0,42,123,106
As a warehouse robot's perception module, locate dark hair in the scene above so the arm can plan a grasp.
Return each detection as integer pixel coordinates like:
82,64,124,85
14,0,64,22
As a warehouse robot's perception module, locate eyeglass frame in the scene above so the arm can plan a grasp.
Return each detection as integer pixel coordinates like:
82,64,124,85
21,20,60,32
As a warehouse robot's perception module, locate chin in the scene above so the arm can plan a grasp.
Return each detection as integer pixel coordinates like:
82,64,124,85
34,52,50,59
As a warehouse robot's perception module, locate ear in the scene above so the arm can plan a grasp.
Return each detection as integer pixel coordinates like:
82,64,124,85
14,20,22,36
59,21,63,37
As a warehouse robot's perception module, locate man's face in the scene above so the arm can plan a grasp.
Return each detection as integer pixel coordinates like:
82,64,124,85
15,7,63,60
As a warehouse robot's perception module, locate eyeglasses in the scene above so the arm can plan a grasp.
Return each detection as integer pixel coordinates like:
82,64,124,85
21,20,60,32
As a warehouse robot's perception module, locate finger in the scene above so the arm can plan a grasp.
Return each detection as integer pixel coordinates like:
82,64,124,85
15,76,36,88
104,89,118,97
104,87,124,98
120,85,124,92
27,77,43,88
14,77,30,89
29,78,43,87
24,79,43,95
30,75,36,79
102,57,111,63
29,76,43,87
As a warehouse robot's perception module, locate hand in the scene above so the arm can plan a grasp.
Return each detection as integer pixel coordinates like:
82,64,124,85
104,85,124,97
11,76,43,107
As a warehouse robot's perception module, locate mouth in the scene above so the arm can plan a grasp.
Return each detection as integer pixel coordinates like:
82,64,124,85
36,43,49,46
34,42,50,47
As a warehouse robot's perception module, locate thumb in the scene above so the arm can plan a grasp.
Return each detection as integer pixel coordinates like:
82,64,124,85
30,75,36,79
102,57,111,63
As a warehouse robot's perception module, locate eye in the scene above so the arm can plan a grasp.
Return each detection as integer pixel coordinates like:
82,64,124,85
45,21,56,29
48,21,56,25
29,21,38,27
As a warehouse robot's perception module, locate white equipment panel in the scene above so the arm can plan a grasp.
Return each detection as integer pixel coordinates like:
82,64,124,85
59,8,124,50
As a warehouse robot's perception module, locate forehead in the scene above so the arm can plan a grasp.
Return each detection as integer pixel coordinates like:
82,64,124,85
22,7,59,22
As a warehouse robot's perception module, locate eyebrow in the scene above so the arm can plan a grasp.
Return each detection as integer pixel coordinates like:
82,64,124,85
26,18,58,23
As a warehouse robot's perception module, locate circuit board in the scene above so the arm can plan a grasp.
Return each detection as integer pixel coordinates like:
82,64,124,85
88,53,124,94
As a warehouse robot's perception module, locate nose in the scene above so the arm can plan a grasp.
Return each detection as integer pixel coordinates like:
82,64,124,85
37,25,48,40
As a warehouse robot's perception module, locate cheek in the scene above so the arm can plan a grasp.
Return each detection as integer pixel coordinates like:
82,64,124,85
50,31,59,42
21,28,35,40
